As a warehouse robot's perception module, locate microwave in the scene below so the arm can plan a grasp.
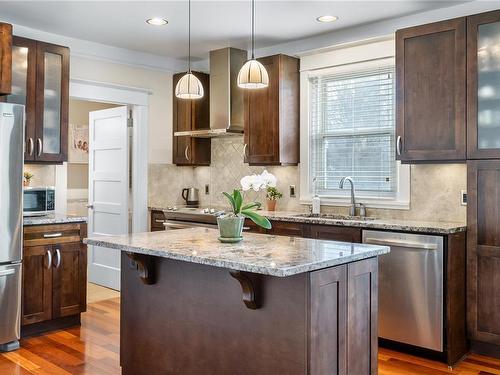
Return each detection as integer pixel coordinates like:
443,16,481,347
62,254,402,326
23,187,55,216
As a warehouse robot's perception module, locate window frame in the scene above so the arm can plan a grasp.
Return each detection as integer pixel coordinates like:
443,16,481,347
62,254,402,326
300,42,410,210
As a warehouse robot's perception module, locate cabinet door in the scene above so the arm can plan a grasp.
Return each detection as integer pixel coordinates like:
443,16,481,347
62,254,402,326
467,160,500,345
52,242,87,318
268,220,306,237
0,23,12,95
35,41,69,163
396,18,466,162
22,245,52,325
3,37,37,162
173,73,193,165
245,55,280,165
467,10,500,159
309,225,361,243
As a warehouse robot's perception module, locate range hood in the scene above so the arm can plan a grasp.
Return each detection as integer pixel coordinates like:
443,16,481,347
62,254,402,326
174,47,247,138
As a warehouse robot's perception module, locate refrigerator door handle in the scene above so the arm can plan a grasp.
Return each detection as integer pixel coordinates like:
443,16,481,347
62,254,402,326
0,269,15,277
44,250,52,269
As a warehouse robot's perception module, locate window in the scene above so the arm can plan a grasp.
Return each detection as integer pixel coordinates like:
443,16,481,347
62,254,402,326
300,51,410,209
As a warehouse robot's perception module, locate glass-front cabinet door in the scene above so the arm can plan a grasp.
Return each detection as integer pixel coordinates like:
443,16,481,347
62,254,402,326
468,10,500,159
35,42,69,163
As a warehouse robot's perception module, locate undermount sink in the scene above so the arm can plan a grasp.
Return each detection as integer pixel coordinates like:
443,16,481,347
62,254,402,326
294,213,376,221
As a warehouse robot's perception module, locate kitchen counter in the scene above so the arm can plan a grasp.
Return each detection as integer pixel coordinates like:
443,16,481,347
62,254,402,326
86,228,386,374
23,213,87,226
149,206,466,235
85,227,388,277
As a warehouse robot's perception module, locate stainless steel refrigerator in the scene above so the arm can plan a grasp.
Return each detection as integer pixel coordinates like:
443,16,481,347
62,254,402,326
0,103,24,352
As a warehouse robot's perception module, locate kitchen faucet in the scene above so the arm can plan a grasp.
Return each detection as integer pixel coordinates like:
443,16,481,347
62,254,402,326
339,176,366,217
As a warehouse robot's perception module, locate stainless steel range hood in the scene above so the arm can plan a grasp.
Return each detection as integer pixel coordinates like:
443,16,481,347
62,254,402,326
174,47,247,138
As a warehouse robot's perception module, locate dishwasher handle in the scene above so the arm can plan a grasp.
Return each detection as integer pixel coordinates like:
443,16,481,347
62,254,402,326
364,237,438,250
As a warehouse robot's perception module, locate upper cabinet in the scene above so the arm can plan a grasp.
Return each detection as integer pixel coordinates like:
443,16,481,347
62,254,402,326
467,10,500,159
0,23,12,95
396,18,467,162
172,71,211,166
244,54,299,166
3,36,69,164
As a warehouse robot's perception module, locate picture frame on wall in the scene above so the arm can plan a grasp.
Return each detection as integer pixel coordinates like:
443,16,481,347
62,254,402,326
69,123,89,164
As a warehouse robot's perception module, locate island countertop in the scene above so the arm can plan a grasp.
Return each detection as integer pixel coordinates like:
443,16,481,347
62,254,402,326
84,227,389,277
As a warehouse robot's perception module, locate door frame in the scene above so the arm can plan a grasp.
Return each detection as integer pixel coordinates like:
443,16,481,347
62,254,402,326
67,78,150,234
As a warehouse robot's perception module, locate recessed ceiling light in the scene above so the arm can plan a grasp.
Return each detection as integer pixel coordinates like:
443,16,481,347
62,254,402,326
316,15,339,23
146,18,168,26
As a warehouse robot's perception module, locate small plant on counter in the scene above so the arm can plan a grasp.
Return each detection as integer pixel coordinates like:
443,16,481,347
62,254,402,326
266,186,283,211
218,171,275,243
23,172,34,187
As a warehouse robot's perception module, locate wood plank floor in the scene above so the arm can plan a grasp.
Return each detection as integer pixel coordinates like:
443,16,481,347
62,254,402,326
2,296,500,374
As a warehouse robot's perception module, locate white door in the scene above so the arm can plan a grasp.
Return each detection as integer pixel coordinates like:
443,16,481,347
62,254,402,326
88,106,129,290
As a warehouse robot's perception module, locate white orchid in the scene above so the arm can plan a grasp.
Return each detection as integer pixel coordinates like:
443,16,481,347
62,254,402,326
240,170,277,191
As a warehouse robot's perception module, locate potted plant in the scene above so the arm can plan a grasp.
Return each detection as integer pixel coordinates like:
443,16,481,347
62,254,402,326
266,186,282,211
218,171,275,243
23,172,33,187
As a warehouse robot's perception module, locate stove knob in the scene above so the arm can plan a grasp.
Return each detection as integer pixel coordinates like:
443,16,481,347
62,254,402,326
210,208,215,214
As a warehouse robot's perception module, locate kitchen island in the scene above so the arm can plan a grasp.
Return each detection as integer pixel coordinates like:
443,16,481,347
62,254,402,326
85,228,389,375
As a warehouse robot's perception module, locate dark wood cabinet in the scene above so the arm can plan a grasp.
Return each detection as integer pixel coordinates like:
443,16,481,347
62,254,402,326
172,71,211,166
467,10,500,159
309,225,361,243
467,160,500,347
244,54,299,166
3,36,69,163
267,220,306,237
0,23,12,95
150,210,166,231
396,18,466,162
22,223,87,336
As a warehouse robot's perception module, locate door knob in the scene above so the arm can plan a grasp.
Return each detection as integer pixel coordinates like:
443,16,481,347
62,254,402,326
86,204,94,209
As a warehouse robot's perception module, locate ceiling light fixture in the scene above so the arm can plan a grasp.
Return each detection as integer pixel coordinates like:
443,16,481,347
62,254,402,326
316,15,339,23
237,0,269,89
175,0,204,99
146,18,168,26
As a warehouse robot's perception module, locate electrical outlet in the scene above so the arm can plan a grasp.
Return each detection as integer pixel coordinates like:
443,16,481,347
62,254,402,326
289,185,296,198
205,184,210,195
461,190,467,206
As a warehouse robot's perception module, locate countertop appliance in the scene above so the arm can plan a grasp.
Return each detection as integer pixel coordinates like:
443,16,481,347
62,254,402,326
362,230,444,352
23,186,55,217
181,188,200,208
0,103,24,352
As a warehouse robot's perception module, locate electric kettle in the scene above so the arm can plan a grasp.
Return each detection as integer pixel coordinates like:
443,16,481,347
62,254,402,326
182,187,200,207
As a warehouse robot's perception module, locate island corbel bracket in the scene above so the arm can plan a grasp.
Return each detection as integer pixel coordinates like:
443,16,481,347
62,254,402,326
229,270,261,310
126,252,155,285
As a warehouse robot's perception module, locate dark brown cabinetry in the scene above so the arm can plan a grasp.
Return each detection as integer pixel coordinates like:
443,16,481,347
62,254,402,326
2,36,69,163
396,18,467,162
309,225,361,243
22,223,87,336
172,71,211,166
467,10,500,159
0,23,12,95
267,220,306,237
244,54,299,166
467,160,500,348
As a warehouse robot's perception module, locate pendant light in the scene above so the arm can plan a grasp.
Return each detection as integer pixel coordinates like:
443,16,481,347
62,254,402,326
175,0,204,99
237,0,269,89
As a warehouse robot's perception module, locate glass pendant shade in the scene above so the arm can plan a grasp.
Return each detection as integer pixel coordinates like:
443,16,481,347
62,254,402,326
175,73,204,99
237,59,269,89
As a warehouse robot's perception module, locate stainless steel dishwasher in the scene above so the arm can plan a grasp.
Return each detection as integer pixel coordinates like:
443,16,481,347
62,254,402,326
362,230,444,352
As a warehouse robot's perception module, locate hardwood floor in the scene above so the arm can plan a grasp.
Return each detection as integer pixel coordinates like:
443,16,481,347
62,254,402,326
2,296,500,374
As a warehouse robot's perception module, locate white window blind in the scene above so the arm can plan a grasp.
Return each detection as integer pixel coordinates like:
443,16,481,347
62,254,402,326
309,64,396,197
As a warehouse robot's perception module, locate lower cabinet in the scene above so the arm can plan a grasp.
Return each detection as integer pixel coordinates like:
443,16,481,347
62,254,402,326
309,224,361,243
22,223,87,335
268,220,306,237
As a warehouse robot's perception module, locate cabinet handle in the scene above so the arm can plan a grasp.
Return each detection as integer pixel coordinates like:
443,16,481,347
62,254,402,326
28,138,34,156
155,219,165,224
45,249,52,269
37,138,43,157
396,136,402,156
184,145,190,161
53,249,61,268
243,143,248,158
43,232,62,238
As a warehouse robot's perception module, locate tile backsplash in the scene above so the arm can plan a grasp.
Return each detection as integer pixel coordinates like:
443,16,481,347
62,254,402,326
149,137,467,223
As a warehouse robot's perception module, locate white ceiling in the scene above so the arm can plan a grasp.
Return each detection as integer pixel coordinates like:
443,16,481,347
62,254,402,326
0,1,467,62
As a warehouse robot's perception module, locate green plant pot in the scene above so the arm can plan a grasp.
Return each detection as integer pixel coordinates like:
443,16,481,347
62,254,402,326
217,215,244,243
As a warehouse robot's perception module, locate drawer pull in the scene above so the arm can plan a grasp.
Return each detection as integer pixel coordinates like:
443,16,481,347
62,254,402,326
43,233,63,238
155,219,165,224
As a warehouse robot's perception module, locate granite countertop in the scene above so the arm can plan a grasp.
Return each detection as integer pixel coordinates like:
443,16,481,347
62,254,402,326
149,206,466,235
84,227,389,277
23,213,87,226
